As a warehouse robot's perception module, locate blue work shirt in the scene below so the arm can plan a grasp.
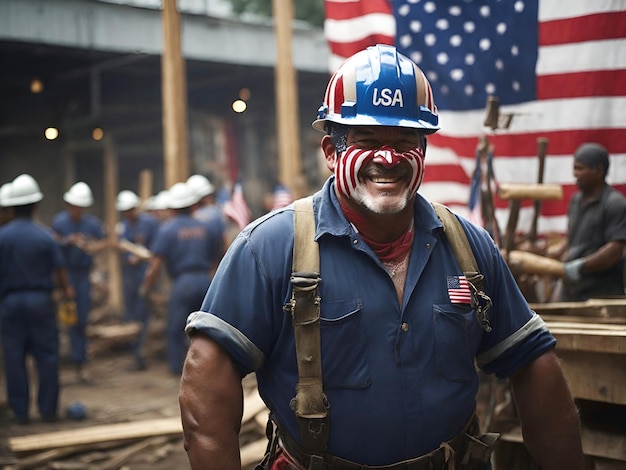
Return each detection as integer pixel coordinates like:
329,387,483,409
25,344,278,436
0,218,66,298
51,211,105,271
186,177,555,465
151,214,221,279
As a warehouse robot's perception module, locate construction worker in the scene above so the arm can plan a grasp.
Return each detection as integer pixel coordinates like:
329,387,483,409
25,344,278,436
0,174,74,424
179,45,584,469
115,190,160,370
0,182,14,226
187,173,227,261
51,181,108,384
548,143,626,301
140,181,222,375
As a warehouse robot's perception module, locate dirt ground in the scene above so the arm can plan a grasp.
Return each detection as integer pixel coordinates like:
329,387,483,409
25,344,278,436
0,295,265,470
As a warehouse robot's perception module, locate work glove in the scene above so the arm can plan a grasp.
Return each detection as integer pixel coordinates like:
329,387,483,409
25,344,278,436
563,258,585,282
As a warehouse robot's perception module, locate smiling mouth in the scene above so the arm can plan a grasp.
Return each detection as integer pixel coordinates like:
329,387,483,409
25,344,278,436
370,175,402,184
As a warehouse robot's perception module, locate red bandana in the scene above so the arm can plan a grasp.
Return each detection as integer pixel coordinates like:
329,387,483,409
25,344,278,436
340,200,414,263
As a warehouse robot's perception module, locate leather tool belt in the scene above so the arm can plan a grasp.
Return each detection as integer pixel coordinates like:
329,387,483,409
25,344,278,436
277,414,498,470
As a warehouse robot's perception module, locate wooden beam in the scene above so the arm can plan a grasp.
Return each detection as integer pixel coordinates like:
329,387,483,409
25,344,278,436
530,299,626,318
102,136,122,310
161,0,189,187
272,0,304,198
498,183,563,201
500,426,626,462
8,418,182,454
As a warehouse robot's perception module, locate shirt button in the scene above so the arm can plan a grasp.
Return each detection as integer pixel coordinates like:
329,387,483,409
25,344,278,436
401,322,409,332
425,243,431,249
353,239,358,245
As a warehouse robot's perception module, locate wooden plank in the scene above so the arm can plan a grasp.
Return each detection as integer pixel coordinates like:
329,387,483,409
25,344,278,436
498,183,563,200
550,331,626,355
530,299,626,318
9,418,182,454
240,439,268,467
541,314,626,325
10,391,268,454
558,350,626,405
241,388,268,424
505,250,564,277
500,426,626,462
546,322,626,331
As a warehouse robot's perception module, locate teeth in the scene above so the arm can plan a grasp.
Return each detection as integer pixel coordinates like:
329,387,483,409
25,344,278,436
371,176,397,183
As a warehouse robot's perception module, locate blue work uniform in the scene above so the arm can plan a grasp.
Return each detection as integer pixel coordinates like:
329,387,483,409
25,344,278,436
117,212,160,362
0,218,67,421
194,204,227,235
51,211,105,365
151,213,222,374
186,177,556,466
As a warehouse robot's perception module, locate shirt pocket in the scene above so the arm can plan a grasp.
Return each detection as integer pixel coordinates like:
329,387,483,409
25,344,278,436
320,299,371,390
433,304,480,382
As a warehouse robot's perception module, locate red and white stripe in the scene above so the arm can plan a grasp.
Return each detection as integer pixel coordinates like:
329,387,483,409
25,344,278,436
223,183,251,231
336,145,425,200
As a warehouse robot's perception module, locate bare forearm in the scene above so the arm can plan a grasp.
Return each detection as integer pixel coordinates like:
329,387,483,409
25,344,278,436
179,334,244,470
582,240,624,272
510,349,584,469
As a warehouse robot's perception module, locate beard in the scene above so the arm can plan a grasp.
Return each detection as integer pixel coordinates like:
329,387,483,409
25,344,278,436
349,181,412,214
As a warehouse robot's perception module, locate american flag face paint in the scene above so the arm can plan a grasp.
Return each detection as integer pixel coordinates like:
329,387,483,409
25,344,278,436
335,145,425,201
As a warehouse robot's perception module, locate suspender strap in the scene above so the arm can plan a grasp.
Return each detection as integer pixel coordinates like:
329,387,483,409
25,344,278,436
288,197,329,459
432,202,493,332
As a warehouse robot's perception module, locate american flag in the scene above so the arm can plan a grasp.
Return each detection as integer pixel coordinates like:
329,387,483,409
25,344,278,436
270,183,294,211
447,275,473,304
324,0,626,236
223,181,251,230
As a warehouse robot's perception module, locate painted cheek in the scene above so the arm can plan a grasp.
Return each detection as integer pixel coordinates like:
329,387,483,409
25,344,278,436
335,146,375,199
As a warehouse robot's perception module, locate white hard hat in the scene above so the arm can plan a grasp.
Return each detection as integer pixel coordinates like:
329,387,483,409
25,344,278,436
167,182,200,209
116,190,140,211
0,183,12,207
5,174,44,206
63,182,94,207
186,174,215,198
142,195,156,211
153,190,170,210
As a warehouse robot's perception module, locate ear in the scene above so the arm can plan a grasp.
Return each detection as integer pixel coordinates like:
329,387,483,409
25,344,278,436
321,135,337,172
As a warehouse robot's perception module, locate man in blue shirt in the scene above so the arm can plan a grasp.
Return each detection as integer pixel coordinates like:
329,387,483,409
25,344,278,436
0,174,74,424
51,181,108,384
115,190,160,370
179,45,584,469
140,181,223,375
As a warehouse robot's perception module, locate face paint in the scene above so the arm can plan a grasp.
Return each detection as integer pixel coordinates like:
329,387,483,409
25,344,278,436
335,145,425,200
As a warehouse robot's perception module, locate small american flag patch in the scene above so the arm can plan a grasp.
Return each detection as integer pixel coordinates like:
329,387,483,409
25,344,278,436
447,275,472,304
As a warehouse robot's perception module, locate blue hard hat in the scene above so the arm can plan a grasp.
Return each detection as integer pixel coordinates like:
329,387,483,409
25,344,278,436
313,44,440,134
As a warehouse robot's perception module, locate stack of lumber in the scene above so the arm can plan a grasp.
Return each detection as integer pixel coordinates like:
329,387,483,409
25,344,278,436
534,299,626,407
4,388,270,470
495,298,626,468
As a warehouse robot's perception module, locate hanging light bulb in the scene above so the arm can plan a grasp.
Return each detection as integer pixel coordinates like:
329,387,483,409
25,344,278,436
92,127,104,141
232,99,247,113
30,78,44,94
44,127,59,140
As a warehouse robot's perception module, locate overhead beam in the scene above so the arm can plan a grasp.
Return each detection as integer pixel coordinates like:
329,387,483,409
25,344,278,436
0,0,329,73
